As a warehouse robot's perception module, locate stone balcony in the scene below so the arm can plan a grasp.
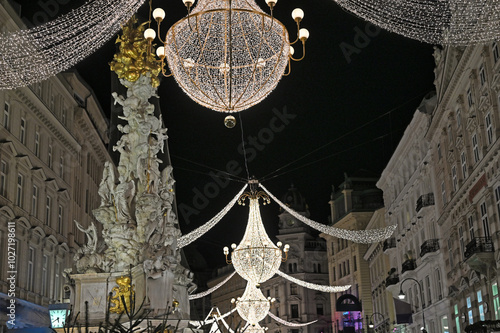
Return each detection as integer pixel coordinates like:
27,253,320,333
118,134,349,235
416,193,434,212
464,237,495,276
401,259,417,274
383,238,397,253
420,239,440,261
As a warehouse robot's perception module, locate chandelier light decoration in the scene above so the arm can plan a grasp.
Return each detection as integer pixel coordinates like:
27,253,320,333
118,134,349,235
224,183,289,286
333,0,500,45
260,183,396,243
0,0,144,90
233,283,275,325
146,0,309,113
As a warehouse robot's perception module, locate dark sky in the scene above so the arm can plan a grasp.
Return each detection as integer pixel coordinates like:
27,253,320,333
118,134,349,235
17,0,436,269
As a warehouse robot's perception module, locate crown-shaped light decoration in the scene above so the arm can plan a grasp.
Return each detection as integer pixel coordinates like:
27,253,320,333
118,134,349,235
224,180,289,286
232,283,275,325
144,0,309,113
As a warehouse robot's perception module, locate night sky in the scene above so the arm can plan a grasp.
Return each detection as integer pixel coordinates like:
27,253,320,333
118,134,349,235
17,0,436,269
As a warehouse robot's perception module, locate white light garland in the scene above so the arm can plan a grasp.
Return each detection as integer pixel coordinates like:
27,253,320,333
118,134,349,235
267,311,317,327
332,0,500,45
177,184,248,248
275,270,350,293
260,184,396,243
0,0,144,90
189,271,237,300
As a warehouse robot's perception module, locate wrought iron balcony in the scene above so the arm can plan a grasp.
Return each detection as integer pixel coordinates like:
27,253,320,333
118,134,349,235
464,237,494,260
416,193,435,212
385,275,399,287
401,259,417,274
420,239,440,257
383,238,396,252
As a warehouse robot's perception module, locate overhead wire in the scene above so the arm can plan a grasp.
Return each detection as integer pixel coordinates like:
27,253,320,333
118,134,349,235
260,90,430,182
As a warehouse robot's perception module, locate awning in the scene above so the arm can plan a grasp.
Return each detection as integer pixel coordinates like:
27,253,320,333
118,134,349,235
393,297,412,324
0,292,50,329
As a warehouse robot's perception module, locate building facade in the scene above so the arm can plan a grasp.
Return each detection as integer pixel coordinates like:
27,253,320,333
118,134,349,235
321,172,384,333
208,186,331,333
426,42,500,333
362,208,395,333
377,93,449,333
0,2,112,328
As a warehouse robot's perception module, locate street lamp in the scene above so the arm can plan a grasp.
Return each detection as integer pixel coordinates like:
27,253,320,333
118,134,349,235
369,312,385,329
398,277,427,333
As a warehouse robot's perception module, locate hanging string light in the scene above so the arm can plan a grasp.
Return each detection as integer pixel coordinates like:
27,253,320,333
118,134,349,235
260,183,396,243
332,0,500,45
189,271,237,300
275,270,350,293
177,184,247,248
0,0,144,90
267,311,317,327
147,0,309,113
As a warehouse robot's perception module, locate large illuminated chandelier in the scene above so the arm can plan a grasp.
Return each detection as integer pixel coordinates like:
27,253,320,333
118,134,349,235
223,181,289,286
233,283,275,325
333,0,500,45
145,0,309,113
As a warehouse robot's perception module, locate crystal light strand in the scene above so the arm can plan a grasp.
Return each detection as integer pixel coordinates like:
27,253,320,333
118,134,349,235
189,271,237,300
0,0,144,90
267,311,317,327
260,184,396,243
177,184,248,248
333,0,500,45
275,270,350,292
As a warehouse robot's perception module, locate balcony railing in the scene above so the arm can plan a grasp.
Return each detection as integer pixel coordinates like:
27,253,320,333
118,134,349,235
401,259,417,274
416,193,435,212
420,239,440,257
464,237,494,260
385,275,399,286
383,238,396,251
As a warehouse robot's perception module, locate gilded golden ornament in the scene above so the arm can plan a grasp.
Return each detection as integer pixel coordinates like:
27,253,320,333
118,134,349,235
109,276,135,314
109,16,161,87
224,115,236,128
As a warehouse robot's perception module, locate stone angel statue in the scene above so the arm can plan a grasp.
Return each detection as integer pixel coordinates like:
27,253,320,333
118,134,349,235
74,220,98,254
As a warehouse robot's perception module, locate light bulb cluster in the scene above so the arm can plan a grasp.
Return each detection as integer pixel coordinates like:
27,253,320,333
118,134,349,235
0,0,144,90
333,0,500,45
275,270,350,293
145,0,310,113
177,184,247,249
260,184,397,243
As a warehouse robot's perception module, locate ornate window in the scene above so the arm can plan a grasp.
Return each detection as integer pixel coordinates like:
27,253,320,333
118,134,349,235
472,134,480,163
32,185,38,217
